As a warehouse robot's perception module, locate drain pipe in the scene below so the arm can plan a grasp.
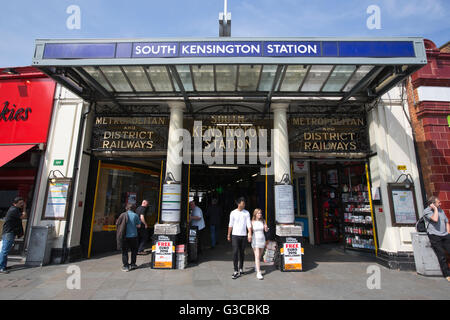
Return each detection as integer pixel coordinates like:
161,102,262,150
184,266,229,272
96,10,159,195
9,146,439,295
61,101,93,263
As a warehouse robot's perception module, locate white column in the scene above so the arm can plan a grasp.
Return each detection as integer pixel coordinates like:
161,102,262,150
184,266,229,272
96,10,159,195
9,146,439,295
161,101,185,225
272,103,295,225
165,101,185,182
272,103,291,183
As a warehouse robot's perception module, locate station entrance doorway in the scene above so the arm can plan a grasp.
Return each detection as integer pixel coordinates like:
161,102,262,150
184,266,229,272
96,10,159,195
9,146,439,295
186,164,274,251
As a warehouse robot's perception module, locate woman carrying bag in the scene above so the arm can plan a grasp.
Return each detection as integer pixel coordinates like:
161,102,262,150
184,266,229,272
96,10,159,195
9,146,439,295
251,208,269,280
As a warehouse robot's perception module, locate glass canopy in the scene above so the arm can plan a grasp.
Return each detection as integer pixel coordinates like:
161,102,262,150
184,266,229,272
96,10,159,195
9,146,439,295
82,64,375,94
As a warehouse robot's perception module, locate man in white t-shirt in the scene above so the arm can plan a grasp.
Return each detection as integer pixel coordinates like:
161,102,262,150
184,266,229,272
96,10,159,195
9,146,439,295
190,200,205,254
227,197,252,279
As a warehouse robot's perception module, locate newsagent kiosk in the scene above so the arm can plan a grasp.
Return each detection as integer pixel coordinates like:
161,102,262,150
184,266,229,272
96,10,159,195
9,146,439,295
31,37,427,270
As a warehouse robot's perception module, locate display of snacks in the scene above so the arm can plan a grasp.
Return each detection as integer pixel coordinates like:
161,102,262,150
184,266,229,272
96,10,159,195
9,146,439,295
342,176,375,252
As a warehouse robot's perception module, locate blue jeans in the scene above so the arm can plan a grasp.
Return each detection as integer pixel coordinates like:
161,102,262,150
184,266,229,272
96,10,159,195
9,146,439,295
0,233,15,270
210,225,216,248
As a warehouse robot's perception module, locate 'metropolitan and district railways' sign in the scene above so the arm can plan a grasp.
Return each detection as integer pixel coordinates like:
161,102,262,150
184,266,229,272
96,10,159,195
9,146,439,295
91,116,169,151
289,116,369,153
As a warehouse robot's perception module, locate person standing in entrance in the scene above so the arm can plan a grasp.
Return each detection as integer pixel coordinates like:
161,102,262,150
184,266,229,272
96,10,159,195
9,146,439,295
206,198,222,249
227,197,252,279
0,197,27,274
136,200,150,255
423,196,450,281
116,203,141,272
251,208,268,280
189,200,205,255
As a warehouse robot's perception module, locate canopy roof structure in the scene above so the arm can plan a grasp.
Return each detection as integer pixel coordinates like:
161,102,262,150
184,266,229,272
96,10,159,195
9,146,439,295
32,37,427,113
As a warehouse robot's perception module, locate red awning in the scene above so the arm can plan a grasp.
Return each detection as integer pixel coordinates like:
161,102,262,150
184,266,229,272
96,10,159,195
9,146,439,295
0,144,36,167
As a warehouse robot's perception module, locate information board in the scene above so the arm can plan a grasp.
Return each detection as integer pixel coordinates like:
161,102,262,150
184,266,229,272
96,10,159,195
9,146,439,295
42,178,71,220
161,184,182,223
275,184,295,224
387,183,419,226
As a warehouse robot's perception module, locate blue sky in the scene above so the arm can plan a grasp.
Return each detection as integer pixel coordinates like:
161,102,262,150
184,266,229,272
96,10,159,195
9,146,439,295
1,0,449,67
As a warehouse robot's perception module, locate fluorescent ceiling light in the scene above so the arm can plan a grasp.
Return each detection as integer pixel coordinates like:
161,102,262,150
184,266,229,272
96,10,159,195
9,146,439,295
208,165,238,169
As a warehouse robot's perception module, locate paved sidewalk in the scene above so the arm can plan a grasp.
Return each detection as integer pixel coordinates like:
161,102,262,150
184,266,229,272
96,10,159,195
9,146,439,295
0,243,448,300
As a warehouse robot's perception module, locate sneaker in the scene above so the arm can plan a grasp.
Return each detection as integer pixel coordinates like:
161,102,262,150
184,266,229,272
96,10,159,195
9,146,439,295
0,269,9,274
239,268,244,275
257,272,264,280
232,271,240,280
121,266,130,272
129,264,138,270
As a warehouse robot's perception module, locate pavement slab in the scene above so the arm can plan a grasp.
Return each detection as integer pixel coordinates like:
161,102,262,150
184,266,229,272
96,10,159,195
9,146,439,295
0,243,448,300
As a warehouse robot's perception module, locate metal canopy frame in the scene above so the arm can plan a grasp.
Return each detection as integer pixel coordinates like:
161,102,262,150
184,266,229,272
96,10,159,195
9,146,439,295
33,37,427,114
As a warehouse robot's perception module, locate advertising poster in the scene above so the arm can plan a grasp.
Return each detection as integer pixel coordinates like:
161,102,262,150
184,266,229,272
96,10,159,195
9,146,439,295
126,192,137,206
283,242,303,271
154,240,174,268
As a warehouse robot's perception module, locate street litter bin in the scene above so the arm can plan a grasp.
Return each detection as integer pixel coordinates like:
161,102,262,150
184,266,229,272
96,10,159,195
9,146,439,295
188,225,198,263
26,226,52,266
411,232,442,276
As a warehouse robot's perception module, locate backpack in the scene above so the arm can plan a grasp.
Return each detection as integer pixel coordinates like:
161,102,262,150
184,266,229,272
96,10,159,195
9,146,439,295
415,216,429,233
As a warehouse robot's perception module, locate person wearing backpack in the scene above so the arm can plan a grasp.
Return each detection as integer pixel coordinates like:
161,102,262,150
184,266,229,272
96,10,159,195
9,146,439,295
423,196,450,281
116,203,141,272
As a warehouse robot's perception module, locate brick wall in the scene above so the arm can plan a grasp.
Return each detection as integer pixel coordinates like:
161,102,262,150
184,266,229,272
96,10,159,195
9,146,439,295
407,39,450,218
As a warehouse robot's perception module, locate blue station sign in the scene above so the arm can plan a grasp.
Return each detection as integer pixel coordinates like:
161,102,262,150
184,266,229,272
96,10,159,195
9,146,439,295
42,40,416,60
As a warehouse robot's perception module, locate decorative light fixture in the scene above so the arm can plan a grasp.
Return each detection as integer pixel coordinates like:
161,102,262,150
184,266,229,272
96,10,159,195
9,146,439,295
164,172,179,184
48,170,66,183
395,173,414,189
278,173,291,185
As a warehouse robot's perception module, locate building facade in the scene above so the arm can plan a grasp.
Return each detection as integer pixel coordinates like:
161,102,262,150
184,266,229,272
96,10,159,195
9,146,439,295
22,37,433,270
407,39,450,217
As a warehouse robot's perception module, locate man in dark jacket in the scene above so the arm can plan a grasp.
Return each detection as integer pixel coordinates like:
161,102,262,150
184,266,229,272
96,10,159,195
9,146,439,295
136,200,150,255
116,203,141,272
0,197,27,274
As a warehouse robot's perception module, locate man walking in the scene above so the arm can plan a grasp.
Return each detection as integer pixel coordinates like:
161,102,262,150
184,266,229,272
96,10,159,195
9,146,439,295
0,197,27,274
189,200,205,255
136,200,150,255
116,203,141,272
227,197,252,279
206,198,222,249
423,196,450,281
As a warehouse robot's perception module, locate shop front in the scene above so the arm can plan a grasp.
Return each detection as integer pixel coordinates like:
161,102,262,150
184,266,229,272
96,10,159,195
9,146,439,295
84,112,168,256
32,37,428,268
0,66,56,255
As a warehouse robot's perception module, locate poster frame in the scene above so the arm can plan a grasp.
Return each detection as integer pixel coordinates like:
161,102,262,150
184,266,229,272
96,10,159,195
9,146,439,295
387,183,419,227
41,177,72,221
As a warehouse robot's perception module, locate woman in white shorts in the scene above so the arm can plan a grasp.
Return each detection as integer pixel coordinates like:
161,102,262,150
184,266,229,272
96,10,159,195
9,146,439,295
251,208,268,280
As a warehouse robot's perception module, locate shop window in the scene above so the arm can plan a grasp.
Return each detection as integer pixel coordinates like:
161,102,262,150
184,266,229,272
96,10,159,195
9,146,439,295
92,164,160,232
